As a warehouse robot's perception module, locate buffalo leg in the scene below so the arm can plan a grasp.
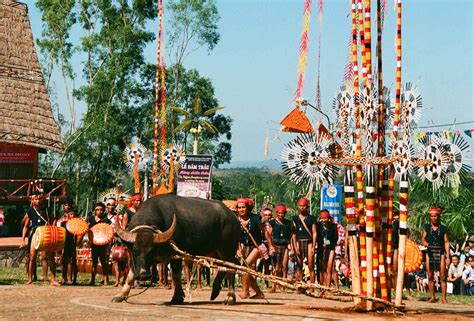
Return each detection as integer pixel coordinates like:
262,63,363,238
170,259,185,304
112,269,134,303
211,271,224,300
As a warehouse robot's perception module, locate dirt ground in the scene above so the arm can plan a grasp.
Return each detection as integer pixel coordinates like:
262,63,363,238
0,283,473,320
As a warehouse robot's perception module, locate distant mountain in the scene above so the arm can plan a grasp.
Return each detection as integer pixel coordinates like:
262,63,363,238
220,159,282,170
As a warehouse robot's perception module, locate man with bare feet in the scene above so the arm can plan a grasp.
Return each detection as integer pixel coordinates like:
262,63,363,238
87,202,111,285
236,198,274,299
421,207,450,304
292,197,317,285
60,208,80,285
268,205,293,293
21,192,61,286
316,209,338,288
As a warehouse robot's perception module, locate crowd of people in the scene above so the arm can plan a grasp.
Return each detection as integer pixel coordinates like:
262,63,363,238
10,192,474,303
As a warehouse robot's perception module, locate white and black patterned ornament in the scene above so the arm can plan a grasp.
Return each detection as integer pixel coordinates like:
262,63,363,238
281,133,338,190
440,134,471,187
417,135,445,190
98,189,130,213
123,142,149,170
401,82,422,131
333,81,355,131
390,140,414,181
161,145,186,171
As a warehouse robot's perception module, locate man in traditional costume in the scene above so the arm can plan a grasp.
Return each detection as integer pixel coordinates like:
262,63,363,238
122,193,141,229
237,198,274,299
60,208,79,285
291,197,317,284
268,204,293,293
316,210,338,287
87,202,112,285
421,207,450,304
21,193,61,286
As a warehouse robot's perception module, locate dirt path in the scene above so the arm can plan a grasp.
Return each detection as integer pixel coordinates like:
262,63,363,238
0,284,473,320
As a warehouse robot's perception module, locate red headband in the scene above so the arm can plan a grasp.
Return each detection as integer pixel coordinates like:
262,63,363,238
297,197,308,206
246,198,254,209
236,198,248,206
131,194,142,201
429,207,441,214
275,205,287,213
319,210,330,218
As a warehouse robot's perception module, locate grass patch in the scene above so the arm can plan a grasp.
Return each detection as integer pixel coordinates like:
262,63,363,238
409,290,474,305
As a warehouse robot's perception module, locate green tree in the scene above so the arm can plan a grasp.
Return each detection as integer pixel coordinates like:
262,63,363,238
166,0,220,134
129,63,233,167
36,0,77,132
37,0,157,210
408,175,474,241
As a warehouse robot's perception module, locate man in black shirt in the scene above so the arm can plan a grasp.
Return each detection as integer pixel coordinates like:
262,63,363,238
421,207,450,304
291,197,317,284
316,210,338,287
21,193,61,286
87,202,112,285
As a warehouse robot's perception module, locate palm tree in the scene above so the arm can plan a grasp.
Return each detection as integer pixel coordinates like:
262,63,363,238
171,95,224,154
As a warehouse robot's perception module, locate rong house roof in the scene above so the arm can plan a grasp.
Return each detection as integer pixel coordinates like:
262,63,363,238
0,0,63,152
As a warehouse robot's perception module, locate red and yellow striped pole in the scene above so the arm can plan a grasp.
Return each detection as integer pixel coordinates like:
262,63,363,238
392,0,406,307
159,60,167,174
375,0,389,301
347,0,362,300
361,0,375,305
354,0,367,297
152,0,164,195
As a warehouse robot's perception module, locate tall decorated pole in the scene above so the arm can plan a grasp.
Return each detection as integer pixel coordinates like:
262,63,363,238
362,0,376,305
152,0,164,195
376,0,389,301
393,0,404,306
346,0,362,300
355,0,367,297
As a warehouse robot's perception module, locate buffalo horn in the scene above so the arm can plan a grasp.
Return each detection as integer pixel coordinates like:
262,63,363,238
115,224,137,243
153,214,177,244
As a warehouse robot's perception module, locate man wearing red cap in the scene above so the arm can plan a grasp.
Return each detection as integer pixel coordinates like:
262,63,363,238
268,204,293,293
236,198,274,299
421,207,450,304
316,209,338,287
122,193,142,229
291,197,317,284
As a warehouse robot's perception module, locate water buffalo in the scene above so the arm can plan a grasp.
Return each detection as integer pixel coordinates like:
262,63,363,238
113,194,240,304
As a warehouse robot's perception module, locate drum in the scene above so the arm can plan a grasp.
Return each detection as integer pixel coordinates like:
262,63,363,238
56,217,69,227
66,217,89,236
77,247,91,259
404,239,423,273
111,245,127,261
90,223,114,246
33,226,67,252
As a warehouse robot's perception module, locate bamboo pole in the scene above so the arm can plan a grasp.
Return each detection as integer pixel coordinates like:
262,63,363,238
168,242,396,308
393,0,404,306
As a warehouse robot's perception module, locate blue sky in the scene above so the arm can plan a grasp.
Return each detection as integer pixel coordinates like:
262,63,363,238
26,0,473,163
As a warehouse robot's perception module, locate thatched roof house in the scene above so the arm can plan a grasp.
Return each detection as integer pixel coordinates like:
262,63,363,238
0,0,63,153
